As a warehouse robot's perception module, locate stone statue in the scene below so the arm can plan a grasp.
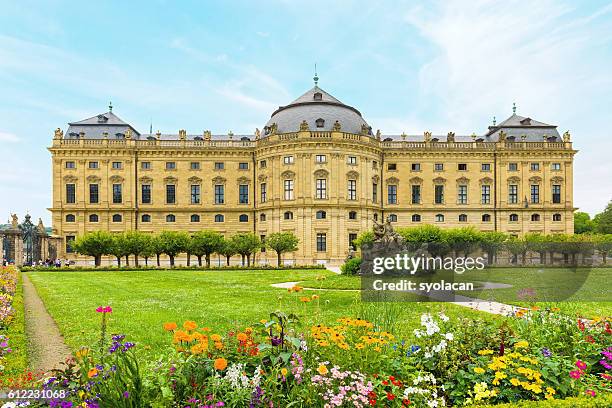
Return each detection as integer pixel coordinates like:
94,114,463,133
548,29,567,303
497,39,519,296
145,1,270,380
254,128,261,140
333,120,341,131
498,130,507,143
269,123,278,135
299,120,309,131
424,131,432,143
11,214,18,228
446,132,455,143
125,128,132,140
372,216,404,245
37,218,45,233
361,124,369,135
179,129,187,140
563,131,571,142
54,128,63,139
204,130,212,141
401,132,407,141
376,129,381,139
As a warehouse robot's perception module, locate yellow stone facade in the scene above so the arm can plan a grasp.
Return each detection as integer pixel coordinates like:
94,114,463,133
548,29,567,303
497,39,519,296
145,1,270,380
49,86,576,265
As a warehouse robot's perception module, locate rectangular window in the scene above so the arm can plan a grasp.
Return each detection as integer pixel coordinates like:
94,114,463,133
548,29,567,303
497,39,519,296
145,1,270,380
260,183,267,202
284,180,294,200
66,235,75,253
190,162,200,170
260,235,266,252
166,184,176,204
89,184,99,204
348,180,357,200
65,161,75,169
88,161,98,169
66,184,76,203
239,162,249,170
166,162,176,170
316,179,327,199
214,162,224,170
372,183,378,203
552,184,561,203
434,163,444,171
387,163,397,171
508,163,518,171
411,163,421,171
349,233,358,249
260,160,267,168
551,162,561,171
530,163,540,171
141,161,151,170
411,185,421,204
348,156,357,165
531,185,540,204
509,185,518,204
481,185,491,204
283,155,294,164
112,161,122,169
372,160,378,169
239,184,249,204
481,163,491,171
388,185,397,204
458,185,468,204
458,163,468,171
316,233,327,252
214,185,224,204
141,184,151,204
191,185,201,204
113,184,122,204
315,154,326,163
435,185,444,204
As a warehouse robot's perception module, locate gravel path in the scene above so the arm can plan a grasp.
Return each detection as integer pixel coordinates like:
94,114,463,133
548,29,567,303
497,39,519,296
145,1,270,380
23,274,73,373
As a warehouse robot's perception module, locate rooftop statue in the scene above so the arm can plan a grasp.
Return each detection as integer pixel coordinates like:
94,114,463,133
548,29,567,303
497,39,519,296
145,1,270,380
11,213,18,228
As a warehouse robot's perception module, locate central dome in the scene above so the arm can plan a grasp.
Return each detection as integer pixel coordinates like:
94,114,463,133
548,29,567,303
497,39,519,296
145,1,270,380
264,86,371,135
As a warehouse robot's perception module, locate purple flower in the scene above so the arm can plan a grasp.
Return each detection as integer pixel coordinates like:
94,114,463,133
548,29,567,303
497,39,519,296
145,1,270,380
270,336,282,346
600,359,612,370
123,391,130,398
541,348,552,358
123,342,135,351
61,401,73,408
112,334,126,341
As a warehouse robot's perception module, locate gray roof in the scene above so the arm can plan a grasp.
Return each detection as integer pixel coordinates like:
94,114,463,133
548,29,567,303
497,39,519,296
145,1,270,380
264,86,371,135
484,113,560,142
66,111,141,139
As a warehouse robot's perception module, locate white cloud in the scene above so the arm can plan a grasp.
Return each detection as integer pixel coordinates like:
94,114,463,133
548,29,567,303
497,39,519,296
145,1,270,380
0,131,20,143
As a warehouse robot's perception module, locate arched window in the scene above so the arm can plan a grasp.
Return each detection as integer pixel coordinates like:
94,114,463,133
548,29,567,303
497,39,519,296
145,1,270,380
509,214,519,222
141,214,151,223
239,214,249,222
166,214,176,223
214,214,224,223
260,213,266,221
315,118,325,128
482,214,491,222
112,214,122,223
316,210,326,219
284,211,294,220
313,92,323,101
552,213,562,222
88,214,98,223
435,214,444,222
531,214,541,222
65,214,75,222
348,211,357,220
191,214,200,223
374,213,379,221
459,214,468,222
389,214,398,222
411,214,421,222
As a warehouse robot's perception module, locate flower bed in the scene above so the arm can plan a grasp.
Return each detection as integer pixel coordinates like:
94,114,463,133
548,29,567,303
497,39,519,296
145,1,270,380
26,297,610,407
0,266,28,376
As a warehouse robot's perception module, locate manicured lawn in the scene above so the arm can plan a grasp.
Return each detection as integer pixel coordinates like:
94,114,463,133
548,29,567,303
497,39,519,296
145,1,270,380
27,269,500,360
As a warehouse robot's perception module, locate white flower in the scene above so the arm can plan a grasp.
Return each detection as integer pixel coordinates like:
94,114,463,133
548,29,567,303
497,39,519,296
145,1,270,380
438,312,449,322
445,333,454,341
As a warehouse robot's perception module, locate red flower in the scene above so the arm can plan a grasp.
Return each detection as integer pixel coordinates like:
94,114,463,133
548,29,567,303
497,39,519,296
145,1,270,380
585,335,595,344
402,399,411,406
382,380,389,386
387,392,395,401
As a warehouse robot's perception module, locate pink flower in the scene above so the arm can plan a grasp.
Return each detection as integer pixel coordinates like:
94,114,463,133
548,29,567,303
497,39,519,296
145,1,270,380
569,370,582,379
576,360,587,370
585,389,596,397
96,306,112,313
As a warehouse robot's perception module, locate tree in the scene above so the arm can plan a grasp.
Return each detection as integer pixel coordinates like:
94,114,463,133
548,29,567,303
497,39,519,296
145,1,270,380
505,236,528,265
159,231,190,267
139,234,155,267
231,233,261,266
191,231,224,267
595,201,612,234
218,238,237,266
479,231,507,265
124,231,148,266
150,235,165,267
594,234,612,265
444,227,481,257
109,233,130,267
574,212,595,234
397,225,450,257
72,231,114,267
266,232,299,266
353,231,374,250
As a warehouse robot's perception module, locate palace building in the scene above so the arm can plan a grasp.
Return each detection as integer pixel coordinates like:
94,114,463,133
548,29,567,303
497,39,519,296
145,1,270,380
49,80,576,265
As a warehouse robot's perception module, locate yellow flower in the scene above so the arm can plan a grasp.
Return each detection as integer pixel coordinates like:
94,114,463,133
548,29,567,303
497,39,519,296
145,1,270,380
478,349,494,355
510,378,521,386
474,367,486,374
210,334,222,342
281,367,288,376
373,346,382,352
76,347,90,359
299,296,312,303
355,343,365,350
311,295,319,300
514,340,529,349
213,358,227,370
317,364,328,375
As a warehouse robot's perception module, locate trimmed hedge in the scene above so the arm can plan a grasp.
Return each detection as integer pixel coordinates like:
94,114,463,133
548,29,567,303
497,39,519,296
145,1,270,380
482,394,612,407
20,264,326,272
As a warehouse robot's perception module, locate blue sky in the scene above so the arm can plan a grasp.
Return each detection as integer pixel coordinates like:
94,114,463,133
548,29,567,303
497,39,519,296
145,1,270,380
1,0,611,224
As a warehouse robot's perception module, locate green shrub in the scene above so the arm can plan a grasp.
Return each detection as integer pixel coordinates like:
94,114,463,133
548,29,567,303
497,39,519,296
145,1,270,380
481,394,612,407
340,257,362,275
20,264,325,272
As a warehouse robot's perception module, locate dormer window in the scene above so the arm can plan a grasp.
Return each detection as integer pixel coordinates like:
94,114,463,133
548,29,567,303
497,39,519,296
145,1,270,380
97,114,108,123
475,138,484,142
315,118,325,128
313,92,323,101
147,136,156,141
432,137,439,142
240,136,250,141
193,136,203,141
383,137,393,142
520,118,532,125
507,136,516,142
68,132,79,138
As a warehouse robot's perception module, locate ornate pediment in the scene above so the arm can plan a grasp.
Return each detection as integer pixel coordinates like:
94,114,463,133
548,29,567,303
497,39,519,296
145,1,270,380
211,176,226,185
139,176,153,183
346,170,359,180
164,176,178,183
109,175,124,183
86,175,101,183
528,176,542,183
372,175,380,184
386,176,399,184
236,176,251,184
63,175,78,183
432,176,446,184
479,176,494,185
281,170,295,179
456,176,470,184
313,169,329,178
507,176,521,183
409,176,423,184
550,176,564,183
188,176,203,184
257,174,268,182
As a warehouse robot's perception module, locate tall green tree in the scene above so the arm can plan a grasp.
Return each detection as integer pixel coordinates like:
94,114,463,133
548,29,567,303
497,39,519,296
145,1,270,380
72,231,114,267
109,233,130,267
231,233,261,266
218,237,237,266
265,232,299,266
159,231,190,267
595,201,612,234
124,231,149,266
574,212,595,234
479,231,507,265
191,231,224,267
149,235,165,267
594,234,612,265
138,234,155,267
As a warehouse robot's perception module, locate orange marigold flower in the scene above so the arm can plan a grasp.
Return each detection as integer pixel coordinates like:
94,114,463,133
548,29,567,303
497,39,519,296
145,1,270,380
237,332,248,342
163,322,178,331
210,334,222,342
317,364,328,375
311,295,319,300
183,321,197,331
87,368,98,378
299,297,311,303
214,358,228,370
245,327,253,334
